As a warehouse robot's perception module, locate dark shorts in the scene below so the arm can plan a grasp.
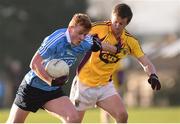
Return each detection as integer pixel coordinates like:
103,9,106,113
14,79,66,112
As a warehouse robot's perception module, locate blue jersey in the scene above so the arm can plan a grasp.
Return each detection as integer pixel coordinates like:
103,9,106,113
24,28,93,91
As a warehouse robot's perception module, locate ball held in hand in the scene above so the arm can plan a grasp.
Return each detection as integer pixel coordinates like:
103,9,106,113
45,59,69,78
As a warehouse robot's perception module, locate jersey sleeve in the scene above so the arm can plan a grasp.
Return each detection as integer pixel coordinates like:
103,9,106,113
38,36,56,59
37,30,65,59
128,37,145,58
79,35,94,52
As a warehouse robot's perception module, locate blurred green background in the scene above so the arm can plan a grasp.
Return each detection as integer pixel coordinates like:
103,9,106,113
1,107,180,123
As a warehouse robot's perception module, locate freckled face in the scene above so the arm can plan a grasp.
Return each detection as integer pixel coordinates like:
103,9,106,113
69,25,89,46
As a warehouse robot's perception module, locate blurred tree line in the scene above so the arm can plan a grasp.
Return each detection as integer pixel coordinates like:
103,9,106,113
0,0,88,98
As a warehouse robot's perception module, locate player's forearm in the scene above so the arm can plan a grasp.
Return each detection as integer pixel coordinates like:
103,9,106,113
30,52,52,85
138,55,161,90
143,62,157,76
34,64,52,85
138,55,157,76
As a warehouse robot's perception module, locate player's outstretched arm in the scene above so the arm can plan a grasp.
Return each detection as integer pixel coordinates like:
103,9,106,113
138,55,161,90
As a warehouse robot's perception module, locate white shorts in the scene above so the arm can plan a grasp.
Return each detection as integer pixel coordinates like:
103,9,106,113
70,76,118,111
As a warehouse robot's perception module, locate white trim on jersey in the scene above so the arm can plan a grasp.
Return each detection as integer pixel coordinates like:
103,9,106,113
39,33,65,56
44,32,64,49
39,32,64,54
65,29,72,44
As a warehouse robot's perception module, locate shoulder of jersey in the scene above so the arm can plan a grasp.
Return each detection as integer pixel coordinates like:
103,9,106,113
124,29,138,41
92,21,111,27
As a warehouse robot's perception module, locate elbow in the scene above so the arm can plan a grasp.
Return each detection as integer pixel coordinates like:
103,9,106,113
30,52,42,71
29,60,34,70
30,57,36,71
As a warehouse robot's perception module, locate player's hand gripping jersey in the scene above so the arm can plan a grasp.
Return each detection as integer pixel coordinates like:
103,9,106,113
77,21,144,87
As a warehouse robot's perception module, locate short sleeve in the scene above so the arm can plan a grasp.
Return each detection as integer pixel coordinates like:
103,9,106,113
128,37,144,58
38,30,65,59
38,36,57,59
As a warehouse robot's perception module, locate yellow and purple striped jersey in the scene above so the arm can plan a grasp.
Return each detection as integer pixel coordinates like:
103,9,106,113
77,21,144,87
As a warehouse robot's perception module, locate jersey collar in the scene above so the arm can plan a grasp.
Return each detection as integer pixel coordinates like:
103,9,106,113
65,29,72,44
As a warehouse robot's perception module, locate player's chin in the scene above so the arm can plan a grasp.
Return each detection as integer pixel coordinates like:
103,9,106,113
72,41,81,46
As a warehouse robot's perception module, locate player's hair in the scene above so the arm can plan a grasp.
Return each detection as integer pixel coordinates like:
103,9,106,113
112,3,133,24
69,13,92,31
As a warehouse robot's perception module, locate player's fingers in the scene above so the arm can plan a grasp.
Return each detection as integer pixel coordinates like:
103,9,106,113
156,83,161,90
151,84,155,90
151,80,156,90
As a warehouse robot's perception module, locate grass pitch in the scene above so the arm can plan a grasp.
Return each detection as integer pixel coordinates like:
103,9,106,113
1,107,180,123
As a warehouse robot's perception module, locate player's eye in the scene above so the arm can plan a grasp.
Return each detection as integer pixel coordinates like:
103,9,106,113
79,32,87,36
